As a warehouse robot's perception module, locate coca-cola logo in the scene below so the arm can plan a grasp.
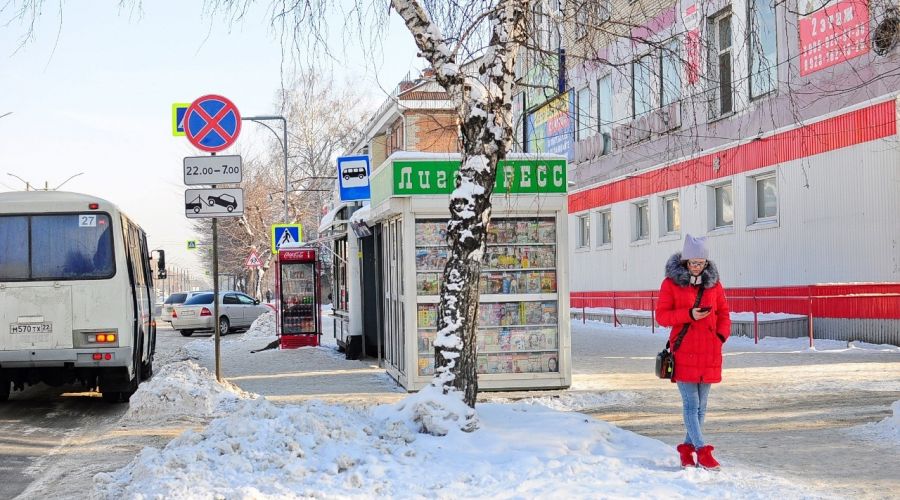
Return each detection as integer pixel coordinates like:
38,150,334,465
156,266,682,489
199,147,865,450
282,250,315,261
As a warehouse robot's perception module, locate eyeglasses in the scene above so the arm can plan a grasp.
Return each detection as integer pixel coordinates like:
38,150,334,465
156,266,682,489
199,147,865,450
686,260,707,268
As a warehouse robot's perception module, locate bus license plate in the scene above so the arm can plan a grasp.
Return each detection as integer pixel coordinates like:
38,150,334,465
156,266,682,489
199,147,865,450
10,322,53,334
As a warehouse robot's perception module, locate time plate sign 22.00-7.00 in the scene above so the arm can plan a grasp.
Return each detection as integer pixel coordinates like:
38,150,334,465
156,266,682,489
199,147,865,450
183,155,243,185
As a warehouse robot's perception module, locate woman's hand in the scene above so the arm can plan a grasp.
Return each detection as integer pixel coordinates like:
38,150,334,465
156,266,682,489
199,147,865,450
691,307,711,320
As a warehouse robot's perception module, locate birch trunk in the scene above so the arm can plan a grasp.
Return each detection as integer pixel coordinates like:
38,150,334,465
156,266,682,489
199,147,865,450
392,0,528,408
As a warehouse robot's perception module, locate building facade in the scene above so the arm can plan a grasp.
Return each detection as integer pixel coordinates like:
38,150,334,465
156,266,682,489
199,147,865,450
517,0,900,342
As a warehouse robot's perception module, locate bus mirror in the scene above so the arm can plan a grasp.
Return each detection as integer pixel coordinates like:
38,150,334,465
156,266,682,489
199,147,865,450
156,250,167,279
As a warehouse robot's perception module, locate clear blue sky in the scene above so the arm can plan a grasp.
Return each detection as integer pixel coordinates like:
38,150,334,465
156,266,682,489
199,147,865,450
0,1,421,277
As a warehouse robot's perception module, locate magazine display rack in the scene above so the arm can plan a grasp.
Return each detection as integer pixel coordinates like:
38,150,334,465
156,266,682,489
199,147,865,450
415,218,560,376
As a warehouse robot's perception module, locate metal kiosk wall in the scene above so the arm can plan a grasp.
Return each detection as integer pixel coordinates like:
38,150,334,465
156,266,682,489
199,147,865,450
368,153,571,391
275,248,321,348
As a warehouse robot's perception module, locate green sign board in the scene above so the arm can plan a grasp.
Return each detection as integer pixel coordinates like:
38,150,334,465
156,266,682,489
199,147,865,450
392,159,567,196
186,240,197,250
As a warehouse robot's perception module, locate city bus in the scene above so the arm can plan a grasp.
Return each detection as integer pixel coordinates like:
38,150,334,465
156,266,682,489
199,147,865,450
0,191,160,403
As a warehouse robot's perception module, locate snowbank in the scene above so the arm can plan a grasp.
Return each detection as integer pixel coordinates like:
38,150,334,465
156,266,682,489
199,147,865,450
852,399,900,445
96,362,822,499
123,360,258,423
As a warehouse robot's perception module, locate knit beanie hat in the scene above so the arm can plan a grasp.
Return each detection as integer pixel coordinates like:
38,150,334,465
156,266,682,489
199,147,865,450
682,234,709,260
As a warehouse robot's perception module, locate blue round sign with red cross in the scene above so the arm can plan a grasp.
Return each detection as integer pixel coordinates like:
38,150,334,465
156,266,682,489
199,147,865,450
184,94,242,152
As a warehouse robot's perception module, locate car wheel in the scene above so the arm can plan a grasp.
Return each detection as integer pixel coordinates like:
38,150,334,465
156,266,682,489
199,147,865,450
226,205,234,212
219,316,230,336
207,198,215,206
180,330,193,337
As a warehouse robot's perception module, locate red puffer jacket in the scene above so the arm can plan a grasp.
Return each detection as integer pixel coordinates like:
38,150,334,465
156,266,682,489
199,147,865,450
655,253,731,384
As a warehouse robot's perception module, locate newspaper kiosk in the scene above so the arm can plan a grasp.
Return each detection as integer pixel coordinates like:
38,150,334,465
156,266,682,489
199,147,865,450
275,247,321,348
368,152,571,391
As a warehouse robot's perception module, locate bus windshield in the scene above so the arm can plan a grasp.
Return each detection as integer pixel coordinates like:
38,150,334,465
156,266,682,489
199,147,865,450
0,213,115,281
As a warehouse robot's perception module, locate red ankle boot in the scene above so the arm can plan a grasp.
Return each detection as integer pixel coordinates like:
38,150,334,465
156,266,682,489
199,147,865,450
696,445,720,470
676,443,696,468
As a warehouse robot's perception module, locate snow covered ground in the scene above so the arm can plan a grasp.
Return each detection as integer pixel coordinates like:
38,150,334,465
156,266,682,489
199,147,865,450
85,312,900,499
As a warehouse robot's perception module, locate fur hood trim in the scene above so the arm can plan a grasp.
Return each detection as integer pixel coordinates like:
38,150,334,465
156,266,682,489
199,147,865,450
665,252,720,289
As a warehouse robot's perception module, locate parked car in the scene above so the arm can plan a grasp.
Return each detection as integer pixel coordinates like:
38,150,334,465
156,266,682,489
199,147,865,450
162,291,207,323
171,291,268,337
206,194,238,212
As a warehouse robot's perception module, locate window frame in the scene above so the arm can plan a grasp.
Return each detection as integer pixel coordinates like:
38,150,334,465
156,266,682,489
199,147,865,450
633,200,650,242
596,74,613,155
748,0,778,100
576,213,591,249
596,209,612,248
749,172,778,226
660,38,682,107
632,52,654,118
707,10,734,119
576,86,593,141
661,193,681,236
710,182,735,230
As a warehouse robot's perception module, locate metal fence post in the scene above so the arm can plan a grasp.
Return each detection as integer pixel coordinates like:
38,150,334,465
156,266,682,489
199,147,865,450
753,294,759,344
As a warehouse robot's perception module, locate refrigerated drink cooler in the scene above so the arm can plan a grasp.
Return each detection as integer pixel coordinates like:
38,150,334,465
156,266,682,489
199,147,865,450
275,248,321,349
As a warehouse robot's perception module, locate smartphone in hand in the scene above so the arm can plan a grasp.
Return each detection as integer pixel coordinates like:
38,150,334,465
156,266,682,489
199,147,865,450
698,306,712,312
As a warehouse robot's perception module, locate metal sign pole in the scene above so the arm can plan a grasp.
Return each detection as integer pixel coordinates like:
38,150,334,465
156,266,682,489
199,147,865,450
212,182,221,382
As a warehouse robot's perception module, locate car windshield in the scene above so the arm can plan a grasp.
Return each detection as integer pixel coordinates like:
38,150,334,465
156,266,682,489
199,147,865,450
183,293,214,305
165,293,188,304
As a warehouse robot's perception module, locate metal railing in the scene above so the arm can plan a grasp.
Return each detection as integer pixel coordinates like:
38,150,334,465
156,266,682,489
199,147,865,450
573,292,900,349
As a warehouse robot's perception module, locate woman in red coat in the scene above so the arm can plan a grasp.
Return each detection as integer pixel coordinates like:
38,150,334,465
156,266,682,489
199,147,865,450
655,235,731,470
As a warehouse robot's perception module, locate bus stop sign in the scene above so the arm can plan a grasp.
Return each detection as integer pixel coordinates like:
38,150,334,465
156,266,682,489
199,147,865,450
184,95,242,152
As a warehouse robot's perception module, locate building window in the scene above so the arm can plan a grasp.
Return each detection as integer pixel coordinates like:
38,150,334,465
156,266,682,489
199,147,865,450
577,214,590,248
596,75,613,154
632,53,654,117
660,38,681,107
597,209,612,246
634,201,649,241
576,86,592,141
662,194,681,234
713,183,734,228
749,0,777,98
708,11,733,118
754,174,777,221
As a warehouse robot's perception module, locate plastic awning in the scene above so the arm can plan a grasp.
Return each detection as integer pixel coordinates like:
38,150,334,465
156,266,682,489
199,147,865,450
318,202,352,233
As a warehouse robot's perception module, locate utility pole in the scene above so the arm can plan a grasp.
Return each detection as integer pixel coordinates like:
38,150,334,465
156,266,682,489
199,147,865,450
242,115,288,222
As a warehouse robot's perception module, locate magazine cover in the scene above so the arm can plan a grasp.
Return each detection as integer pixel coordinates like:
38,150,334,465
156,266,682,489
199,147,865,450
497,328,512,351
510,329,527,351
541,352,559,373
418,330,435,353
417,304,437,328
418,356,435,376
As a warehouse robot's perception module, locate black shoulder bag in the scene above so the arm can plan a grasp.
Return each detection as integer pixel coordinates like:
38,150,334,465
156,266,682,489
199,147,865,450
655,286,705,380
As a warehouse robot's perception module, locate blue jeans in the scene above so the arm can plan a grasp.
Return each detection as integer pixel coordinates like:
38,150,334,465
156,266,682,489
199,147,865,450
677,382,712,448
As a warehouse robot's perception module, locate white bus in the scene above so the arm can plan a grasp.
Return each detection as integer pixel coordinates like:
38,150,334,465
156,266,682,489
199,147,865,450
0,191,160,403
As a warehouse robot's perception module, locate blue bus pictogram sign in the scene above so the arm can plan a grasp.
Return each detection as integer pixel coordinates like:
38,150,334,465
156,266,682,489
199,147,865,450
184,95,242,152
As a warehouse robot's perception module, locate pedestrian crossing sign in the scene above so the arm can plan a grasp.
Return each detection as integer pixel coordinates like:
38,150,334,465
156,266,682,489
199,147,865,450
187,240,197,250
271,224,303,254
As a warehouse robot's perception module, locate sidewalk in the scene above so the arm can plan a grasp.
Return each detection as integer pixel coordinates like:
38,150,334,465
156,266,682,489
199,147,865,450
184,314,900,499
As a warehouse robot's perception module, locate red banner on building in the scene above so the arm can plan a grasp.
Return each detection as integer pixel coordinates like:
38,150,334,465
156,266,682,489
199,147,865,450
799,0,869,76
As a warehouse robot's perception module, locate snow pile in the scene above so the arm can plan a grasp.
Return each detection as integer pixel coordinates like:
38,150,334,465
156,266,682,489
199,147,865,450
241,310,276,341
853,399,900,445
123,360,257,423
96,389,819,499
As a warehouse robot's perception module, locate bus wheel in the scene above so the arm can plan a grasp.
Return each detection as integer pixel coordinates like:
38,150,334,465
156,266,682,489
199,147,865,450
0,375,9,402
140,336,154,381
180,330,193,337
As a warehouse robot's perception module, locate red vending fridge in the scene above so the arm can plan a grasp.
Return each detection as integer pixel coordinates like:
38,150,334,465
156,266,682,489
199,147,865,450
275,248,320,349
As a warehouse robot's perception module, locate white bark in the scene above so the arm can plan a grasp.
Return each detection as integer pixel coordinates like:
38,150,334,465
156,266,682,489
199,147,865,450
392,0,528,415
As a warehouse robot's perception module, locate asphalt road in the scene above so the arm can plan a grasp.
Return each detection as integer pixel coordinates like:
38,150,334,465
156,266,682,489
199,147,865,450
0,324,193,500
